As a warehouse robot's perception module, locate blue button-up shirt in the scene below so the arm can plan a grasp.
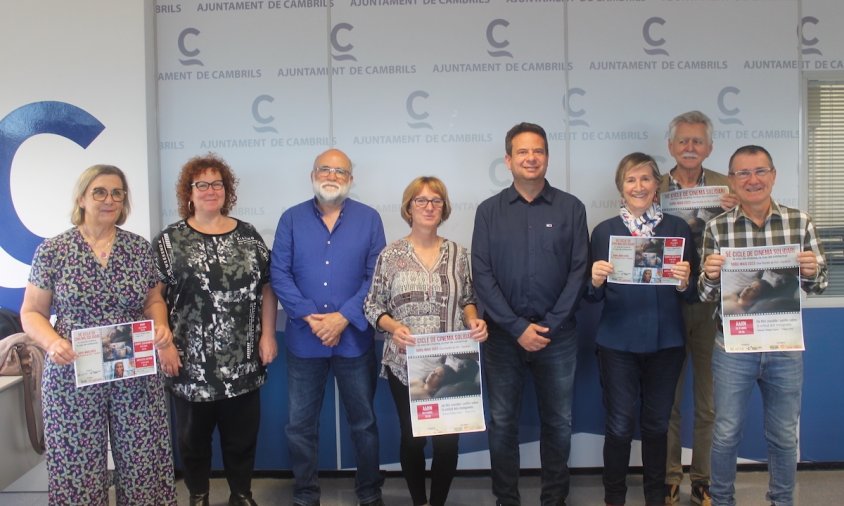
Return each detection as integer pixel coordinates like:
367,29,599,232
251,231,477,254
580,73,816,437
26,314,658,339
271,198,386,358
471,182,590,339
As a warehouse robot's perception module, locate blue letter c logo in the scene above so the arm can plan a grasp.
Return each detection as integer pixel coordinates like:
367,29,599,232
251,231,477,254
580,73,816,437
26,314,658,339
0,101,105,263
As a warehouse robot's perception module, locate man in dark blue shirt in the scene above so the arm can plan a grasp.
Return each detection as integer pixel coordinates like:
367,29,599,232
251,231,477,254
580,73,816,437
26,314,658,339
271,148,387,506
472,122,589,506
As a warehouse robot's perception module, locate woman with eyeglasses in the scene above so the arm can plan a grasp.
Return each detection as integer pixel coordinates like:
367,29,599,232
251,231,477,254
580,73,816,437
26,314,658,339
151,153,278,506
364,176,488,506
20,164,178,505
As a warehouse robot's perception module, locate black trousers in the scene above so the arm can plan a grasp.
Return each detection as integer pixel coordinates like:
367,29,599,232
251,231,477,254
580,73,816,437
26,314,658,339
387,368,459,506
172,389,261,496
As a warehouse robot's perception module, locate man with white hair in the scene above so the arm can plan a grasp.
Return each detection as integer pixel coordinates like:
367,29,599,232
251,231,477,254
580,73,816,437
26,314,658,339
662,111,738,506
272,148,387,506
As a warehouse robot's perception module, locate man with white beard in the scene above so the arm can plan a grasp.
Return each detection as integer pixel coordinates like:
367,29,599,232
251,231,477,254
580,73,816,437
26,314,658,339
272,148,387,506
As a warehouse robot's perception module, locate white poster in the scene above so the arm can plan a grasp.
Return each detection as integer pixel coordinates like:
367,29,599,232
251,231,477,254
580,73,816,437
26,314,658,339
406,330,485,437
720,245,803,353
608,235,685,286
71,320,158,387
660,186,729,250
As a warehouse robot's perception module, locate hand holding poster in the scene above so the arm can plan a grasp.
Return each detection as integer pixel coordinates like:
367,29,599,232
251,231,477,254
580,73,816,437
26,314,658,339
607,236,685,285
720,245,803,352
406,330,485,437
71,320,158,387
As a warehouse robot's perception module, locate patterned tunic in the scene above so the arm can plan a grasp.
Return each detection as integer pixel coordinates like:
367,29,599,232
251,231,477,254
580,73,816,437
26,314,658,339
153,219,270,401
29,227,177,506
364,238,475,385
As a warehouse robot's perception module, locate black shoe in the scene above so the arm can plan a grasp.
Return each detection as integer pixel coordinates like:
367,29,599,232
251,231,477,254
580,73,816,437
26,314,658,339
359,498,384,506
189,492,210,506
229,491,258,506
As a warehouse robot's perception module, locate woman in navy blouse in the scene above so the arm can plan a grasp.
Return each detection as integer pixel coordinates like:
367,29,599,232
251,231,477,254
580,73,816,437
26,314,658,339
587,152,698,506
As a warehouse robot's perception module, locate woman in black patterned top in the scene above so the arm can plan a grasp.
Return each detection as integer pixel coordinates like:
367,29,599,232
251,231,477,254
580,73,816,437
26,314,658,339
364,176,487,506
152,154,278,506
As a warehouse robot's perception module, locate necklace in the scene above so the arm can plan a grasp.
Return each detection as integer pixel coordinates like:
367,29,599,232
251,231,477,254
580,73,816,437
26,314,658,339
79,227,117,263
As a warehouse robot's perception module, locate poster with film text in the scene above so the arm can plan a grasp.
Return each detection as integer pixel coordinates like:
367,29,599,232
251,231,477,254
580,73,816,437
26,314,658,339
406,330,485,438
720,245,803,353
607,236,685,286
660,186,729,251
71,320,158,387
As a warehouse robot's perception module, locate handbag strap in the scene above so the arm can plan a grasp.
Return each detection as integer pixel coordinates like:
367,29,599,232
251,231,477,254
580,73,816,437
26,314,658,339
13,343,45,454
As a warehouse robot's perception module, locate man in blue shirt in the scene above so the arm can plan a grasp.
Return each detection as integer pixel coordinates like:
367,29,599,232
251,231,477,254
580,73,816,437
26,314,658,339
472,122,589,506
271,148,387,506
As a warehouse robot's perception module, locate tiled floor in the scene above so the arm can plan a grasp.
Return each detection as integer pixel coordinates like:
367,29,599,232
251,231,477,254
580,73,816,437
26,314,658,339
3,468,843,505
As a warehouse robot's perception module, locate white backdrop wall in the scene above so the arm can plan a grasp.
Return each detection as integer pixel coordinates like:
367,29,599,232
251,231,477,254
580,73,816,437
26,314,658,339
153,0,844,471
2,0,844,474
154,0,844,251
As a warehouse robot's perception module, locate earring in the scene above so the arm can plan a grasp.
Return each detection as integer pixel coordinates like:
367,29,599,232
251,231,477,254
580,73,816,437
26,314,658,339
188,201,194,214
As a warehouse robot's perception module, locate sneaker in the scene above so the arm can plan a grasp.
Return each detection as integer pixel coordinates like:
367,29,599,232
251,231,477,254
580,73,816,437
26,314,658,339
691,482,711,506
664,483,679,504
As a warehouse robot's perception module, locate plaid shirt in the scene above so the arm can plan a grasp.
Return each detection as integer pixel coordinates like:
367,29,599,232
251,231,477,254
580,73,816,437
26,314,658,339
698,200,828,317
666,167,707,191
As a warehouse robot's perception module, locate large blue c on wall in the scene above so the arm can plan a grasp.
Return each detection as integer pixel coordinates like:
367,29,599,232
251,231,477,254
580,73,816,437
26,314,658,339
0,101,104,309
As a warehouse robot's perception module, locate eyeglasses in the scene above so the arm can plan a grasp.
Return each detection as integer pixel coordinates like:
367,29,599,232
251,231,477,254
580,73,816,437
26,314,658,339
91,187,127,202
729,167,774,180
412,197,445,209
314,166,351,179
191,180,225,191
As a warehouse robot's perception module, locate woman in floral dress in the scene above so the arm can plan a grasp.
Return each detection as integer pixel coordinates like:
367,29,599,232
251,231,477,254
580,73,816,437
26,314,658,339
20,164,178,505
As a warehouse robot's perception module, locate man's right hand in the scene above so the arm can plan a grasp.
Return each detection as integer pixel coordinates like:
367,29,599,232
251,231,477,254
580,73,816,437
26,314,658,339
517,323,551,352
703,253,725,281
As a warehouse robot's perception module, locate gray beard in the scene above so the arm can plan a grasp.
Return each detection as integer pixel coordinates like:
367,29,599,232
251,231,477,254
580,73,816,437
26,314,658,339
313,181,349,206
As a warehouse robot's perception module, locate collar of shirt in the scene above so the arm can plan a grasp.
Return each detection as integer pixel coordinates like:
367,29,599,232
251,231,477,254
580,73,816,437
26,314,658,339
505,180,554,204
310,196,347,216
732,199,782,227
668,166,706,191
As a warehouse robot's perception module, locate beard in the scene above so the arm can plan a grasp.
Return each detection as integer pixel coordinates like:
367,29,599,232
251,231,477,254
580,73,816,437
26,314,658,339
313,180,350,206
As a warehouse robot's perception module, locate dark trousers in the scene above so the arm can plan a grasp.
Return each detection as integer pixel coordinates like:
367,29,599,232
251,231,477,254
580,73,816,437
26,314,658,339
172,389,261,496
387,368,459,506
597,345,685,506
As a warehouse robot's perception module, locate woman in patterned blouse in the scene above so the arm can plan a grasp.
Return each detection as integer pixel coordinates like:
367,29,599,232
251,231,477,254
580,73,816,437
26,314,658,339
152,154,278,506
364,176,487,506
20,164,178,505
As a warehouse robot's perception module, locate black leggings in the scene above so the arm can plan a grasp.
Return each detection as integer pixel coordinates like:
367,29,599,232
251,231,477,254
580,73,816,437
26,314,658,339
387,368,460,506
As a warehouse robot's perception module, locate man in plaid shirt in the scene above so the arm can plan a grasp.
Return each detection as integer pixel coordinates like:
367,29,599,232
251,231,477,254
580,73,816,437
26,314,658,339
697,145,828,506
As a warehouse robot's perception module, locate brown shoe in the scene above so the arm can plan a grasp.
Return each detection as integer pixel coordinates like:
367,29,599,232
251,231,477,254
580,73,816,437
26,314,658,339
664,483,679,504
691,482,711,506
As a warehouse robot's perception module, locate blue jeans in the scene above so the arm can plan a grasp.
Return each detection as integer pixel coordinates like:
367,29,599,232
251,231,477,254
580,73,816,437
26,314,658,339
484,326,577,506
710,341,803,506
286,348,384,505
597,345,685,505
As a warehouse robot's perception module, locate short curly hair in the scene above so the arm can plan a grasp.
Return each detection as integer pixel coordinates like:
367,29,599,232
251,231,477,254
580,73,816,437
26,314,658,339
175,153,238,219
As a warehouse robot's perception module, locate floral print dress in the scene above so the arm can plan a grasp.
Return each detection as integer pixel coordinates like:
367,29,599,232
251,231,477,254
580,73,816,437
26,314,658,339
29,227,177,506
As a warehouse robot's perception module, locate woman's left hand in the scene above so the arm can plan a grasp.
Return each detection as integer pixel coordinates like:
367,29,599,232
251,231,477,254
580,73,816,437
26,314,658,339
671,260,691,291
259,331,278,365
468,318,488,343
